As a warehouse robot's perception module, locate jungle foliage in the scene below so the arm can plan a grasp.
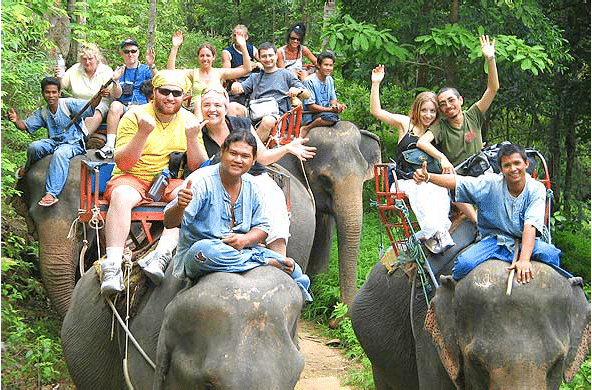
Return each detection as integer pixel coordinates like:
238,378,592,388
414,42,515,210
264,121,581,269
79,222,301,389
1,0,589,388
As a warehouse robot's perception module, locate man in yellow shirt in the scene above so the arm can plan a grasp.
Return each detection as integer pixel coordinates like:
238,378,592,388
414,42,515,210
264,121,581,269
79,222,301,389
101,70,208,295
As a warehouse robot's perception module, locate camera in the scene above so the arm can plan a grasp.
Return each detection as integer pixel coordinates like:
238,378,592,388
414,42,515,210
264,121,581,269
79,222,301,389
121,83,134,97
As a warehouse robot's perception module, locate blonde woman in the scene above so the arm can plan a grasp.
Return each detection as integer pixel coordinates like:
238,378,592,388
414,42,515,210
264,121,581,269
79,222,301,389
166,30,251,119
371,65,454,253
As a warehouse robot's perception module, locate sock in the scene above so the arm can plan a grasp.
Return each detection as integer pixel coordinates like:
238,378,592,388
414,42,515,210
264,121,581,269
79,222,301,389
106,134,116,148
105,247,124,265
156,235,178,255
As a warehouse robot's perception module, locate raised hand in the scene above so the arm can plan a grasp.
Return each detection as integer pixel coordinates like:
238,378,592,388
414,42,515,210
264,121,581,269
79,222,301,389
177,180,193,209
8,107,18,123
145,47,155,66
371,65,385,83
135,111,156,135
480,35,495,60
172,30,184,47
234,30,247,49
413,161,429,184
113,65,126,80
185,115,208,139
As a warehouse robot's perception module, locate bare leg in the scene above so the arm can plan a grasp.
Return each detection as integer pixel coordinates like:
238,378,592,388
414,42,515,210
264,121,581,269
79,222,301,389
256,115,277,142
84,110,105,135
105,101,125,143
267,256,294,274
105,185,143,248
300,117,334,138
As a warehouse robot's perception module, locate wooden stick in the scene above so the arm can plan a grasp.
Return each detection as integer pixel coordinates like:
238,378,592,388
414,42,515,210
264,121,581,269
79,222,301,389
64,78,114,131
506,238,521,296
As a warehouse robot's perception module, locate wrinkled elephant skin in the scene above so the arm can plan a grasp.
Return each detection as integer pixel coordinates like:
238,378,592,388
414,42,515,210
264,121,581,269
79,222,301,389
62,265,304,389
279,121,381,306
352,220,590,390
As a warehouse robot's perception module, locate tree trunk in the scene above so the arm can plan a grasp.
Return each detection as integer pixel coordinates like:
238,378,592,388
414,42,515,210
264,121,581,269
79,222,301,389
147,0,157,49
545,114,562,211
562,117,575,211
321,0,335,49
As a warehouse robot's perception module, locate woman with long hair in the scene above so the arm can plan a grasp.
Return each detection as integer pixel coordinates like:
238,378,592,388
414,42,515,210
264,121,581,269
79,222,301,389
277,23,318,81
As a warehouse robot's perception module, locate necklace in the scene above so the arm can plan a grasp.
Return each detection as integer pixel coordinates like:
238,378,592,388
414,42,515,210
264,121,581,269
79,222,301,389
154,112,176,132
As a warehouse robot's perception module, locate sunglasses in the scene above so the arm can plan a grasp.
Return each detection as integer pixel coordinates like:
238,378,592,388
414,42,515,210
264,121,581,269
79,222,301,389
122,49,138,54
289,36,302,42
157,87,183,97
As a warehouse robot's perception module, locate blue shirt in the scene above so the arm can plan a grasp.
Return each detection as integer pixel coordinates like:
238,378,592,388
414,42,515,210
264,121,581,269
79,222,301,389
240,68,305,114
23,98,94,145
303,73,337,123
455,173,546,251
166,164,271,277
118,64,152,105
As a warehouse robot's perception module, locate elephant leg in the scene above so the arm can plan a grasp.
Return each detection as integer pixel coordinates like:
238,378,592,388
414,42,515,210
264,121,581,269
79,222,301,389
307,213,334,276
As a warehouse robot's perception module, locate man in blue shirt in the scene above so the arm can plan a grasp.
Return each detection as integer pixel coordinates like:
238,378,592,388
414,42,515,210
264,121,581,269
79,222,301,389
300,51,347,138
97,38,157,159
164,131,312,301
413,143,567,282
8,76,101,206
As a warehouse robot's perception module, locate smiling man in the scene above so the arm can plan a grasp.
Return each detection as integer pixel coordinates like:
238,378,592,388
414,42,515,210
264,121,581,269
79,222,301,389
230,42,310,141
300,51,347,138
413,143,569,282
164,130,312,301
100,70,207,295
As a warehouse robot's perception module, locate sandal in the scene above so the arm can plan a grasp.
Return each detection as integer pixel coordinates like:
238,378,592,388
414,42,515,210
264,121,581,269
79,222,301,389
38,193,59,207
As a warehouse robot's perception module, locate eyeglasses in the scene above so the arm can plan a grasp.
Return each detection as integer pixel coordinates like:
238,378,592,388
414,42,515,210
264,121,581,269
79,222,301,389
289,36,302,42
122,49,138,54
157,87,183,97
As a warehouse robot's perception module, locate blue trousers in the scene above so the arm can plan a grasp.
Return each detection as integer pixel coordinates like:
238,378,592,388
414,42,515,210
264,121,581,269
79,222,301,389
181,238,312,301
452,235,568,280
26,139,84,197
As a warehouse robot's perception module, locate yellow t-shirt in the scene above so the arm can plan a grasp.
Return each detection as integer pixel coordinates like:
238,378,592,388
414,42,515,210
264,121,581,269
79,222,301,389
112,103,203,183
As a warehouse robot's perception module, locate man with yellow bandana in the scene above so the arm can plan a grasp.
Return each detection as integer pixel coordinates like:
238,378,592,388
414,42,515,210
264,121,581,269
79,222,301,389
101,70,208,295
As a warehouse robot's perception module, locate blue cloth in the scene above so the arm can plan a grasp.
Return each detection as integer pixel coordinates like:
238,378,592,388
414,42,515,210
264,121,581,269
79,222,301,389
166,164,312,301
23,98,92,144
453,173,568,280
23,98,92,196
303,74,338,124
452,235,569,280
118,64,152,105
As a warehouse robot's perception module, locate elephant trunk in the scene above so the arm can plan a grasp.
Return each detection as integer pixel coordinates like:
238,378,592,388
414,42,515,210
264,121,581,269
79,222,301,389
38,219,78,318
333,177,364,307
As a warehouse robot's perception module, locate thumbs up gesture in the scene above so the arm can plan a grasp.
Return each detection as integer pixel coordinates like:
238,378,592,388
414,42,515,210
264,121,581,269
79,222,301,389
178,180,193,209
413,161,429,184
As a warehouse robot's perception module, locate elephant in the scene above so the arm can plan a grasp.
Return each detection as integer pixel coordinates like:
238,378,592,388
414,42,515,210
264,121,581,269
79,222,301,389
278,120,381,306
12,151,315,318
62,263,306,389
351,220,591,390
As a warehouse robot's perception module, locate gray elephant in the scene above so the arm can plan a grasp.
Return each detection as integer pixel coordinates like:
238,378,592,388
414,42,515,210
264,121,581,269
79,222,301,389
279,121,381,306
12,152,315,318
62,264,305,389
351,220,591,390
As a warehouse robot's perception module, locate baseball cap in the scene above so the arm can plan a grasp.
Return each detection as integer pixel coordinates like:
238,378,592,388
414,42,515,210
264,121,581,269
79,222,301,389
120,38,139,49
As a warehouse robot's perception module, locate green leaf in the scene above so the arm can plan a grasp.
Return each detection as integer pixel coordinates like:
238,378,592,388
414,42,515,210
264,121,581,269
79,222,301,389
520,58,532,70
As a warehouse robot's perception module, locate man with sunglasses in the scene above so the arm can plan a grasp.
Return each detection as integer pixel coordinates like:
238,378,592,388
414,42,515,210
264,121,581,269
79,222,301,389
100,70,208,295
97,38,158,159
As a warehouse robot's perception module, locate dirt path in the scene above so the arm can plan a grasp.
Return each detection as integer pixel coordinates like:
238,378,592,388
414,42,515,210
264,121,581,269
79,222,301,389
295,320,353,390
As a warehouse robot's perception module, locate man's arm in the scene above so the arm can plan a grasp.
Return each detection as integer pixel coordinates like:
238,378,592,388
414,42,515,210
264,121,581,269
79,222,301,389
413,161,458,189
475,35,499,114
111,66,125,99
222,228,267,251
507,224,535,283
184,116,209,171
114,111,155,171
167,31,183,70
146,48,157,77
416,130,455,173
218,32,252,80
221,50,232,68
8,108,27,131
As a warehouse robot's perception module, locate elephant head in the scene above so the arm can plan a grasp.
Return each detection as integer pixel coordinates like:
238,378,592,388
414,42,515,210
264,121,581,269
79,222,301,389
427,260,591,390
280,121,381,306
12,154,89,318
152,267,304,389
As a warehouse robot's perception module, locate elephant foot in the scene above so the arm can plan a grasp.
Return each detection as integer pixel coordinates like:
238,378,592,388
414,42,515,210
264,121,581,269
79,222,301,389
267,257,294,274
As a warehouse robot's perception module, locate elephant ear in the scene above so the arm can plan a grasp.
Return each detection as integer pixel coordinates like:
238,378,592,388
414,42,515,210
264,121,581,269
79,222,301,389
563,277,591,383
358,129,381,180
152,315,172,390
424,275,464,389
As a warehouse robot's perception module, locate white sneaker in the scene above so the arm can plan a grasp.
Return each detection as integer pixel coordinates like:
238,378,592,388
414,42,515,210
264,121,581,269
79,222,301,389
437,230,455,252
96,145,114,159
138,250,171,285
424,236,442,254
100,261,123,295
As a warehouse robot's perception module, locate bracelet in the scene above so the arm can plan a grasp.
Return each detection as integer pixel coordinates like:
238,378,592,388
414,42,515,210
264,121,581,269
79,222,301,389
426,173,431,183
487,54,495,61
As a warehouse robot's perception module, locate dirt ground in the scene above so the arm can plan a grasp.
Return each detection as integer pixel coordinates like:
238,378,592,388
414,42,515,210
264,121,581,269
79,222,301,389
295,320,353,390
